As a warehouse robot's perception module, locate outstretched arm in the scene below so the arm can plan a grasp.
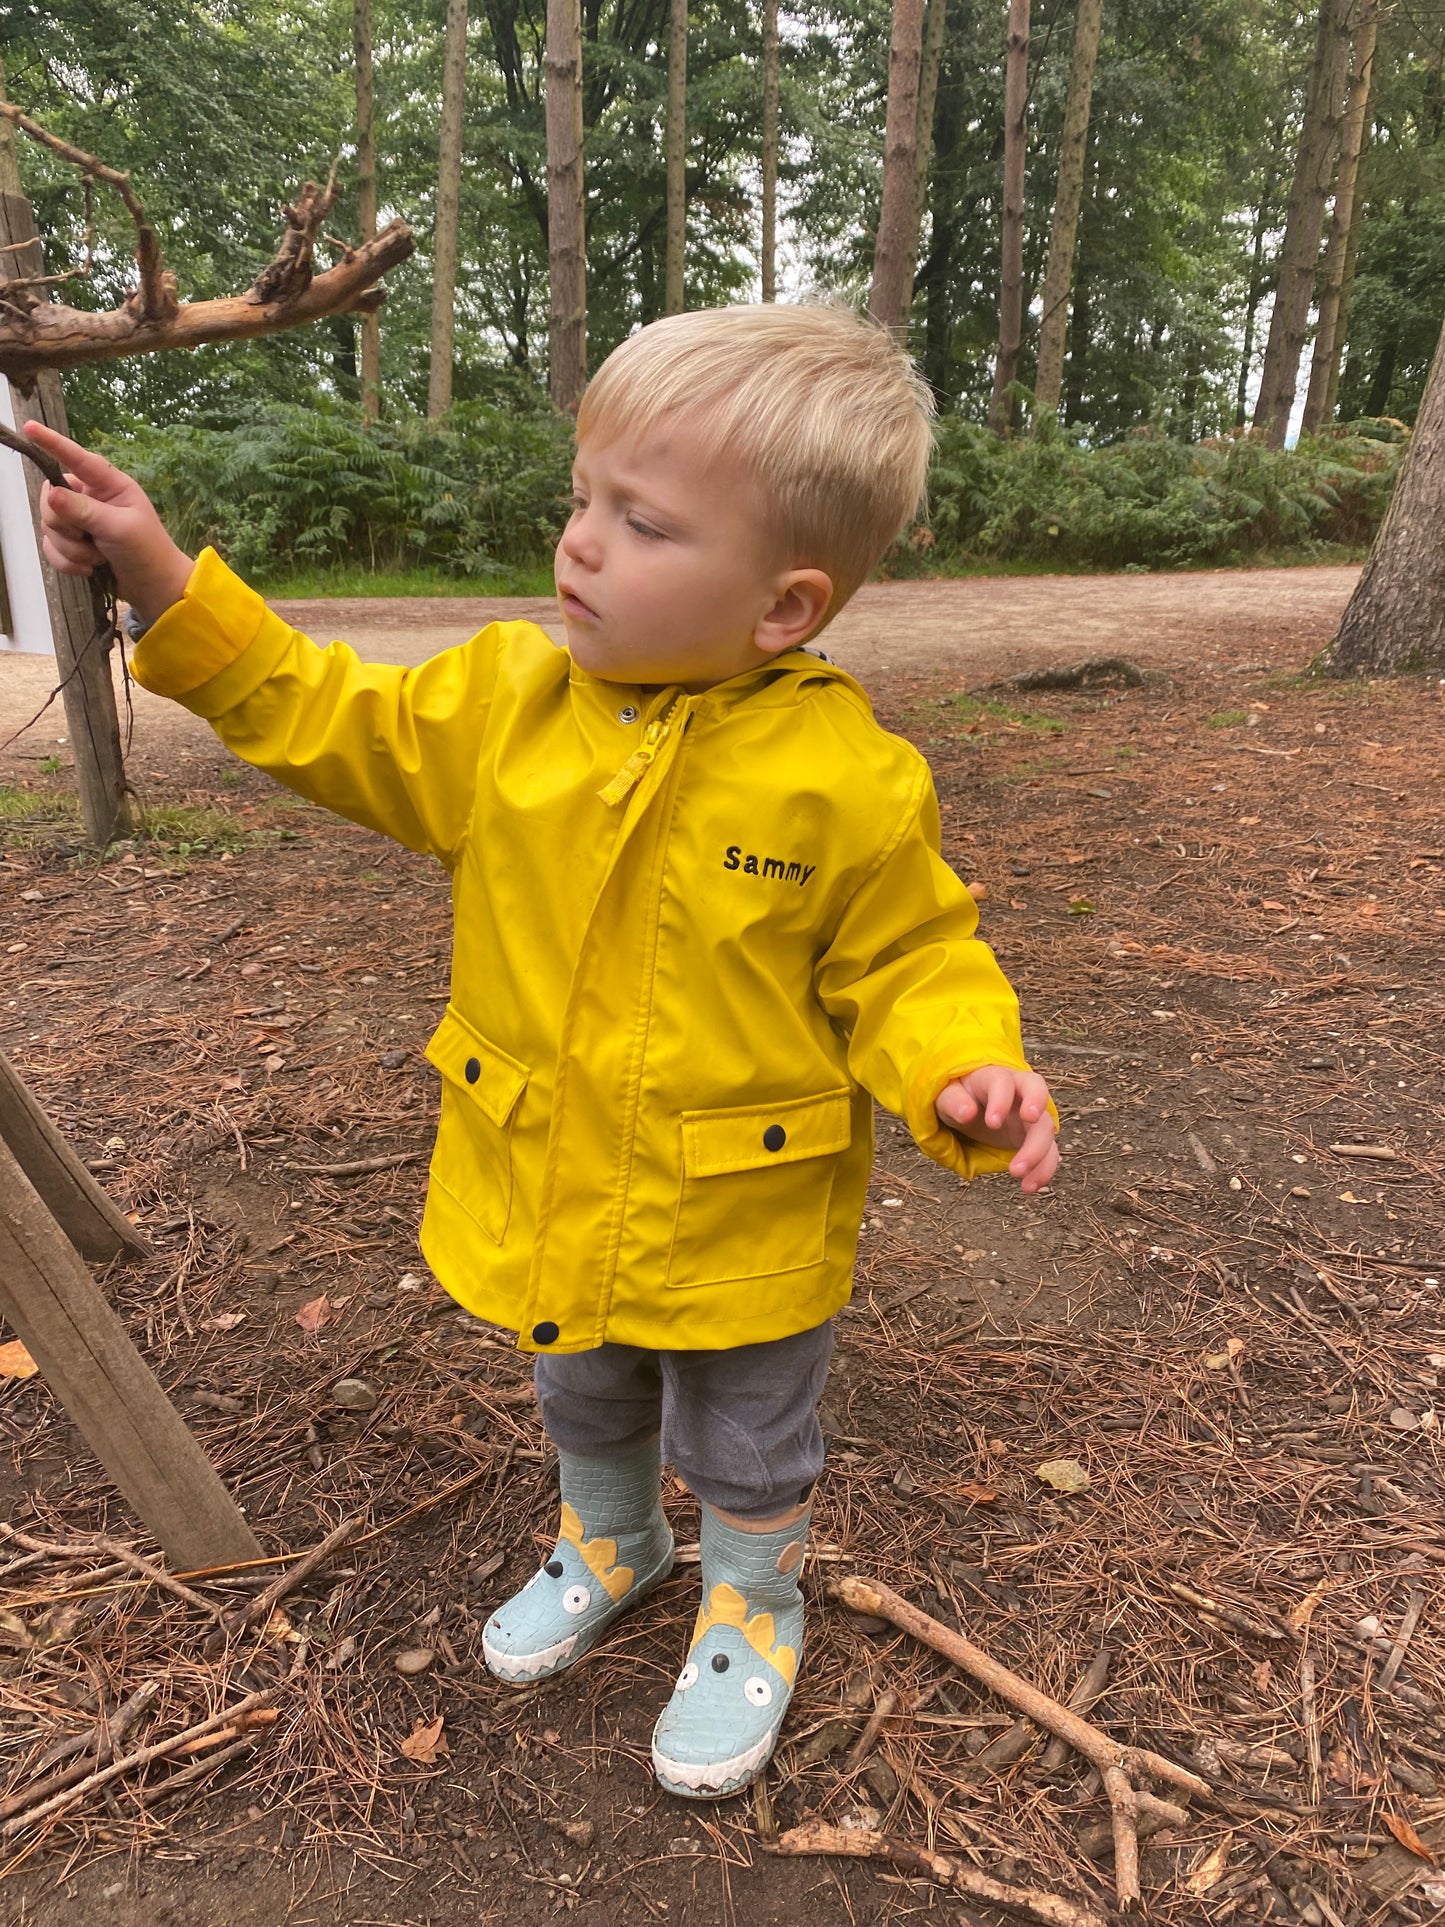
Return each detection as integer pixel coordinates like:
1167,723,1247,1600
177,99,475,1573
27,421,193,624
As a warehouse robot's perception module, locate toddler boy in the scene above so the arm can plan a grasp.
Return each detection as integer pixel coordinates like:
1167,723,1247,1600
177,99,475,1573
33,303,1057,1800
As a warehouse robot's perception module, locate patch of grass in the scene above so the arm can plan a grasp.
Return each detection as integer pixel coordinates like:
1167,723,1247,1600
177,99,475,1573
0,783,76,835
1208,709,1249,728
942,692,1068,736
132,802,255,856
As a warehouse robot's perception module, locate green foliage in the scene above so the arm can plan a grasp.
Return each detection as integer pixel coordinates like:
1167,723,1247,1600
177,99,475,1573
922,420,1402,571
108,395,574,582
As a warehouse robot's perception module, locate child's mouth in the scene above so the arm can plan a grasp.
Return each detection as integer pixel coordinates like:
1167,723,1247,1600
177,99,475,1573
558,585,599,622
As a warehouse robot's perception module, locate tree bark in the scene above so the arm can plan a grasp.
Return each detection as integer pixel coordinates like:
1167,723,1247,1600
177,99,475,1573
1302,0,1378,434
761,0,778,302
1321,307,1445,676
1324,112,1371,422
354,0,381,421
906,0,948,302
1234,175,1277,427
1251,0,1354,447
988,0,1030,433
1033,0,1103,422
867,0,927,340
0,91,131,844
546,0,587,411
664,0,687,314
428,0,469,417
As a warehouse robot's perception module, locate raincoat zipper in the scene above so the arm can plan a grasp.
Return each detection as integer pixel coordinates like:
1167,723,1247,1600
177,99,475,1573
597,693,687,806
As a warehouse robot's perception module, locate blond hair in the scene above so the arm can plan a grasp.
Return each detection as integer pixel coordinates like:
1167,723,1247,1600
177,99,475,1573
576,304,935,618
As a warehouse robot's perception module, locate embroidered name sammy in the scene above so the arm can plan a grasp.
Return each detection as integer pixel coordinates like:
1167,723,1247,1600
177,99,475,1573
723,844,816,886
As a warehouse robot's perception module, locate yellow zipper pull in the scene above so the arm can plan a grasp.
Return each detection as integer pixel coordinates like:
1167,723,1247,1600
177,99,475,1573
598,698,684,806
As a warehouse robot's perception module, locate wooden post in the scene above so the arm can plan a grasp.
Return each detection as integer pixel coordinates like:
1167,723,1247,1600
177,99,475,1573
0,1134,261,1570
0,1051,149,1265
0,78,132,845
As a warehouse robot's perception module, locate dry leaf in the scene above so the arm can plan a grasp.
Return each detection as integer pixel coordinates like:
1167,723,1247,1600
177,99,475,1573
1261,899,1286,911
951,1481,1001,1505
1338,1191,1364,1205
295,1294,333,1333
1186,1832,1233,1896
1288,1577,1333,1633
400,1714,449,1765
1251,1659,1273,1693
1205,1337,1246,1370
1382,1812,1437,1864
204,1311,247,1332
0,1339,39,1380
1037,1458,1091,1493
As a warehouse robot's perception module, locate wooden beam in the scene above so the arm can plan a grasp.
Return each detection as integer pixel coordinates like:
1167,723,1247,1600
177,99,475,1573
0,1134,261,1571
0,1051,150,1266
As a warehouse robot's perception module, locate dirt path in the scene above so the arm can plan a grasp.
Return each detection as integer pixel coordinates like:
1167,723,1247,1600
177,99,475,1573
0,565,1360,769
4,562,1444,1927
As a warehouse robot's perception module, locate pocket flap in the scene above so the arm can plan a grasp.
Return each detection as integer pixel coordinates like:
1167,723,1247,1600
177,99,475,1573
682,1089,852,1179
425,1007,529,1128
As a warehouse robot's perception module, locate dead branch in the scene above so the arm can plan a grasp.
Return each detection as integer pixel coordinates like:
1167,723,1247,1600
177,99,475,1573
0,1679,158,1824
0,1686,277,1839
977,1644,1113,1773
0,1524,226,1625
0,103,412,386
831,1575,1209,1909
773,1820,1109,1927
229,1514,363,1636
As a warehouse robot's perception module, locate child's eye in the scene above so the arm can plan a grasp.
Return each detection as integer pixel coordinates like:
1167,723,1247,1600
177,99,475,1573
628,517,665,541
567,493,588,513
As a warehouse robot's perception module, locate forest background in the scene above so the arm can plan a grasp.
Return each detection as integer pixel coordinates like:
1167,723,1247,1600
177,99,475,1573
1,0,1439,593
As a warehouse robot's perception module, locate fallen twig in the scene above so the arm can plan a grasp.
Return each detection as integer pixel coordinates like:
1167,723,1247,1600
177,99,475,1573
1166,1580,1296,1645
830,1575,1207,1908
0,1679,158,1824
0,1687,277,1839
229,1514,363,1635
0,1524,226,1625
285,1152,423,1177
774,1820,1109,1927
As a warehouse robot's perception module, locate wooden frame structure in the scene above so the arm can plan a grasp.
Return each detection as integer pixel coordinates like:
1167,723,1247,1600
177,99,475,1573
0,1052,261,1570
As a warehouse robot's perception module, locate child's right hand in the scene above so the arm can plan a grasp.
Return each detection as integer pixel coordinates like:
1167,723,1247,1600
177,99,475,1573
26,421,194,628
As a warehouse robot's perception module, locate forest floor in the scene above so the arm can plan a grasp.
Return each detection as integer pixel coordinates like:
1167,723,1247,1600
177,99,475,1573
0,566,1442,1927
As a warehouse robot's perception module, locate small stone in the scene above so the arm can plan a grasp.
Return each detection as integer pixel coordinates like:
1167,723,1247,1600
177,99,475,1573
1389,1408,1421,1431
394,1647,436,1676
378,1048,409,1070
332,1377,379,1411
554,1818,595,1848
668,1836,701,1855
1228,1176,1243,1191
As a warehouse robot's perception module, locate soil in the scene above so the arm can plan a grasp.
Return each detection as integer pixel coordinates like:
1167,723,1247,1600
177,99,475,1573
1,565,1443,1927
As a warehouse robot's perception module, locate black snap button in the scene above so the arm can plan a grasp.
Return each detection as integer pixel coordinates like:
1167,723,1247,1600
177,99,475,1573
532,1320,560,1345
545,1559,564,1577
464,1056,481,1084
711,1652,730,1673
762,1124,787,1152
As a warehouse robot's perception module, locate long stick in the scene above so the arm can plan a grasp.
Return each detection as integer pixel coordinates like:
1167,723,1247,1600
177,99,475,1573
0,1688,276,1838
774,1821,1108,1927
231,1514,362,1634
0,1679,157,1824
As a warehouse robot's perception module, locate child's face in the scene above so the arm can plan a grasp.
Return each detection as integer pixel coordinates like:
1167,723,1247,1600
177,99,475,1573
554,418,832,690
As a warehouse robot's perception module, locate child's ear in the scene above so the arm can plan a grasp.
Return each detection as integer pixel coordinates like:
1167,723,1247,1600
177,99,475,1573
754,569,834,656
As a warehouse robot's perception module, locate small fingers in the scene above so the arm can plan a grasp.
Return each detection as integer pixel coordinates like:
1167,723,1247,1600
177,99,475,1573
1009,1113,1059,1186
936,1080,978,1128
23,421,130,496
980,1066,1018,1132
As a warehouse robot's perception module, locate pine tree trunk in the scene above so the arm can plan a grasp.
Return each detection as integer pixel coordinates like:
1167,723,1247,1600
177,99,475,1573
1302,0,1378,434
354,0,381,422
905,0,948,299
988,0,1030,433
427,0,469,418
1321,307,1445,675
546,0,587,412
1251,0,1354,447
1033,0,1102,422
1234,179,1276,427
761,0,778,302
868,0,927,341
1324,116,1371,421
664,0,687,314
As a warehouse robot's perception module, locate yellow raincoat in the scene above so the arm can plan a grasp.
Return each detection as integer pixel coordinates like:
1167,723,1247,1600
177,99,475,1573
134,549,1043,1354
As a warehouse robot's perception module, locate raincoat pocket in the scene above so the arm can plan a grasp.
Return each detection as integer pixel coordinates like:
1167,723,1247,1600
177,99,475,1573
667,1089,853,1290
424,1007,529,1245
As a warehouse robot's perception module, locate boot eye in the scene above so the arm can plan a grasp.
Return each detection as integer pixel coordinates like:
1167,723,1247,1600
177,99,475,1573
545,1559,565,1578
676,1662,699,1690
744,1676,773,1707
562,1584,592,1615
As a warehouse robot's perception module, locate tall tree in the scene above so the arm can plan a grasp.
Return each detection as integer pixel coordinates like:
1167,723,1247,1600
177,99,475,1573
988,0,1030,432
428,0,469,417
868,0,927,340
761,0,779,302
354,0,381,421
907,0,948,305
1301,0,1378,434
546,0,587,410
1322,305,1445,675
1033,0,1103,421
665,0,687,313
1252,0,1354,446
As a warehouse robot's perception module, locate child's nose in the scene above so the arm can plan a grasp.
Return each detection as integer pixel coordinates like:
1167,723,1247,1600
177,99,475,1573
560,512,602,570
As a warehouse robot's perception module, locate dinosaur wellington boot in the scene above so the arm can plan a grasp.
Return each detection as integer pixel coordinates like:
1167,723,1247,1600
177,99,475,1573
483,1440,674,1683
651,1502,810,1798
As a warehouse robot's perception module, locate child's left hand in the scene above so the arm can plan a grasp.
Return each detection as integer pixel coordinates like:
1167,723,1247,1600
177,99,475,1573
936,1068,1058,1194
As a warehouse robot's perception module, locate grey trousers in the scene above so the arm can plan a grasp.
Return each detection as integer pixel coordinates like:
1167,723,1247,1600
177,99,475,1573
533,1321,834,1520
